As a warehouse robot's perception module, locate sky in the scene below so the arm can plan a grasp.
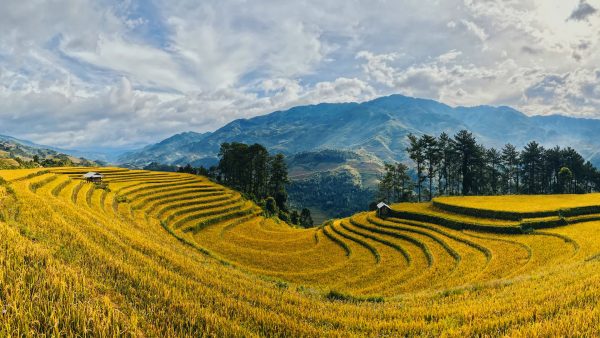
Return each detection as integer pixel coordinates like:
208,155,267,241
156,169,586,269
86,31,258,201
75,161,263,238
1,0,600,150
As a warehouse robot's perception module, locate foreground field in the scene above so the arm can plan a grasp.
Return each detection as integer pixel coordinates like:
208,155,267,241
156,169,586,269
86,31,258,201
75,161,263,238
1,168,600,336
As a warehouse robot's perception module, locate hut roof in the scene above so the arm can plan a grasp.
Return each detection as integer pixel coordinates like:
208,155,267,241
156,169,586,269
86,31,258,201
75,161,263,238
377,202,390,209
83,172,103,178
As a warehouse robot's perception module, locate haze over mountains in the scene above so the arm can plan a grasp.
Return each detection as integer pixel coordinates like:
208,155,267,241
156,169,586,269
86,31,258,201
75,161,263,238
118,94,600,169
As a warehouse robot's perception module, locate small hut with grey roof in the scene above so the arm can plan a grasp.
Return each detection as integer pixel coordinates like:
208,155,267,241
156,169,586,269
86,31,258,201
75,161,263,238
376,202,391,218
83,172,104,183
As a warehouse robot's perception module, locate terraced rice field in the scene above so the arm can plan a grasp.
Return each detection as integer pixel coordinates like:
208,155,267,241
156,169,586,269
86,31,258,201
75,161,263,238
2,167,600,336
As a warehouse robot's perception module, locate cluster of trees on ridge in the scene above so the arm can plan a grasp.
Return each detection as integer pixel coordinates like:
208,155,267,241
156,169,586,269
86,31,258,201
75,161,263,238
378,130,600,204
174,142,314,227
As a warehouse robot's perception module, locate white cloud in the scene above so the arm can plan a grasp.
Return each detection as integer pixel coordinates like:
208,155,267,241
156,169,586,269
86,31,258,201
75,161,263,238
356,51,401,87
1,0,600,150
438,50,463,63
460,19,488,42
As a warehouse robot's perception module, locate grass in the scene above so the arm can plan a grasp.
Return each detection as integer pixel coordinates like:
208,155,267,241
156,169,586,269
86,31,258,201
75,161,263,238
3,167,600,336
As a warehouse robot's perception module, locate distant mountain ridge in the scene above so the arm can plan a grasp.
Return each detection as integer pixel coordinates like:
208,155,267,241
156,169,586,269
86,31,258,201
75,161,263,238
0,134,123,163
118,94,600,168
0,134,97,168
119,131,212,167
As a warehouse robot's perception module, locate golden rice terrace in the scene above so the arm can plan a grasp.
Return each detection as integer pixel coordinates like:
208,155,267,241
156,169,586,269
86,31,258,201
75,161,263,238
2,167,600,336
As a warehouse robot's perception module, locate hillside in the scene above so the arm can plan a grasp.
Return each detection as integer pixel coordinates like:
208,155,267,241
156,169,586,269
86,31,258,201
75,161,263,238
0,135,97,169
119,132,212,167
119,94,600,169
287,149,383,218
2,167,600,336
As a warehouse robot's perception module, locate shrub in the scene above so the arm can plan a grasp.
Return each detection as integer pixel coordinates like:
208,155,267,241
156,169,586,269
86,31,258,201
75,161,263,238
265,197,278,217
115,195,129,204
326,290,384,303
93,182,111,192
278,210,290,222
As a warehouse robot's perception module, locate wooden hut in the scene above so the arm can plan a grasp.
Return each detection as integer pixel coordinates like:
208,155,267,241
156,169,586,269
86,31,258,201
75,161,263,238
376,202,391,218
83,172,104,183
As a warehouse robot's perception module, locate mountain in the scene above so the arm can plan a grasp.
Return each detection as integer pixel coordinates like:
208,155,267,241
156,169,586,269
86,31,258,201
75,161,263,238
119,131,212,167
118,94,600,218
286,149,384,220
0,134,125,164
119,94,600,167
0,134,97,168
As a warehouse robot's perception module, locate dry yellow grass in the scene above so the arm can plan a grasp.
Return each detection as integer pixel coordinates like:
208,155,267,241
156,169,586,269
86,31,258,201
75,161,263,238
2,167,600,336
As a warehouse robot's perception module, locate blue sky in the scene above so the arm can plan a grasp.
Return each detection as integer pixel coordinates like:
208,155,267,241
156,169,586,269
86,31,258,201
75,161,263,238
1,0,599,150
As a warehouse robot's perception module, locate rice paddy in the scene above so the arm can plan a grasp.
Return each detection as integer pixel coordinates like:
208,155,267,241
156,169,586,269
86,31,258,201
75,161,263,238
2,167,600,336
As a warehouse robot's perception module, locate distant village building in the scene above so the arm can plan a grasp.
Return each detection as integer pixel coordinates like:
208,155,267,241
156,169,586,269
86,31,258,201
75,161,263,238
83,172,104,183
376,202,391,218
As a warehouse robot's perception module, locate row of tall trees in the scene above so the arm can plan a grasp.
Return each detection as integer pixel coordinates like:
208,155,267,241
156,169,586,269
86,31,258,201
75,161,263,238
217,142,314,227
379,130,600,203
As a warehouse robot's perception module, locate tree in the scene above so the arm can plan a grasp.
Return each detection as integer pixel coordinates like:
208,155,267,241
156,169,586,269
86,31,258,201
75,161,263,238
501,144,520,194
378,162,412,203
437,132,454,196
265,197,278,217
377,164,394,203
290,210,300,225
392,163,412,202
218,142,290,216
248,144,270,199
485,148,502,195
422,135,441,200
178,163,196,174
269,153,289,211
407,134,426,201
558,167,573,194
403,132,600,197
300,208,314,228
521,141,544,194
452,130,478,195
544,146,563,193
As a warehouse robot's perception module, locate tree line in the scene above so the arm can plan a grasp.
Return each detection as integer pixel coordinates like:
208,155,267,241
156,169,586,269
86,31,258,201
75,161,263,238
378,130,600,203
174,142,314,227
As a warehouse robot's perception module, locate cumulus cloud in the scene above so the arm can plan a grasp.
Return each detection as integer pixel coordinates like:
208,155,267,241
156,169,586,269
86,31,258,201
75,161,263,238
0,0,600,150
461,20,488,42
355,51,400,87
524,69,600,116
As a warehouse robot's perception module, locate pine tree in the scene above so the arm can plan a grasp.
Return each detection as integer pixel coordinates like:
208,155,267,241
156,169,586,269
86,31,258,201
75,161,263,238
437,132,453,196
300,208,314,228
422,135,441,200
452,130,478,195
500,144,519,194
270,153,289,211
521,141,544,194
407,134,426,201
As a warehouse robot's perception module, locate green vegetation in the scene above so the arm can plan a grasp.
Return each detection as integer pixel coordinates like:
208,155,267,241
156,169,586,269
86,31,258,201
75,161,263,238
288,169,374,218
377,130,600,205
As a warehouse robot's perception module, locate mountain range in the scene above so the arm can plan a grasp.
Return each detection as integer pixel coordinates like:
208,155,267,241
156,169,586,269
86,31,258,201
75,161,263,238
0,134,96,168
118,94,600,168
6,94,600,218
114,94,600,219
